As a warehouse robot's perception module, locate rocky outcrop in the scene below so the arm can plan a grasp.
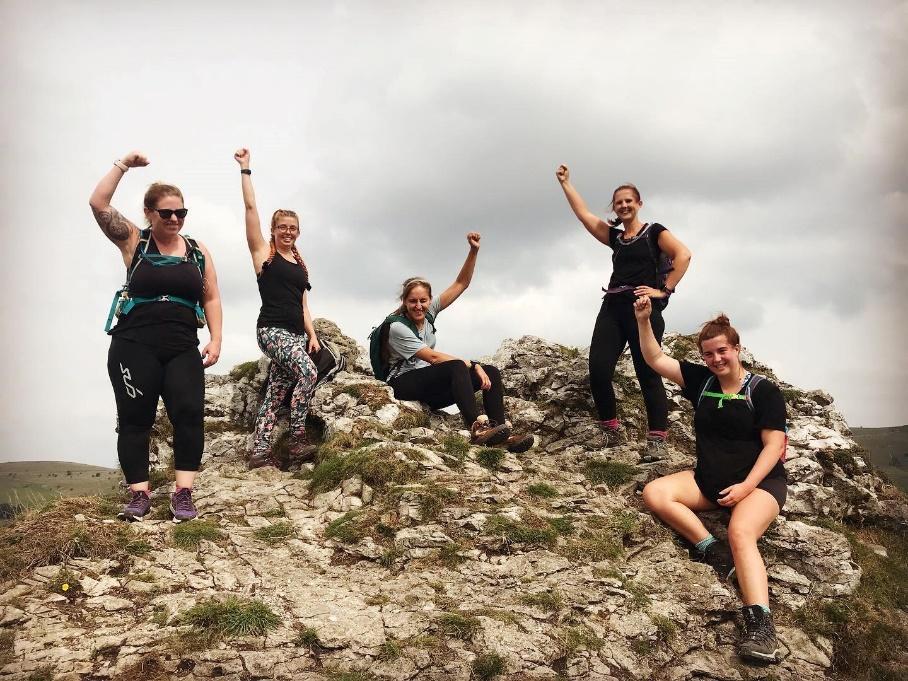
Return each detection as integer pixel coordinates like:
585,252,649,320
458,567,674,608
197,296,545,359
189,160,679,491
1,322,905,680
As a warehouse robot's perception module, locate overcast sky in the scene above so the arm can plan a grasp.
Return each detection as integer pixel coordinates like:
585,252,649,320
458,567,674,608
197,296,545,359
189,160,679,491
1,1,905,467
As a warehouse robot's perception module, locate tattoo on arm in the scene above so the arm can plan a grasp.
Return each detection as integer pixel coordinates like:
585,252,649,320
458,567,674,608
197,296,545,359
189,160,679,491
91,206,135,243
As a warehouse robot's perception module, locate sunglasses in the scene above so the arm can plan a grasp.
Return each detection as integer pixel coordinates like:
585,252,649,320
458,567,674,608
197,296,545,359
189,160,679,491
153,208,189,220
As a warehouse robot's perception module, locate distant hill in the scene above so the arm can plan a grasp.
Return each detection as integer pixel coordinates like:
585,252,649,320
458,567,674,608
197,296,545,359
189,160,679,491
851,425,908,493
0,461,121,512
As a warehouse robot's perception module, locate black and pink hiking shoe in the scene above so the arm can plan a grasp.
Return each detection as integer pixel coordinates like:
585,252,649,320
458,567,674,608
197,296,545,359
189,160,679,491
170,487,198,523
118,490,152,522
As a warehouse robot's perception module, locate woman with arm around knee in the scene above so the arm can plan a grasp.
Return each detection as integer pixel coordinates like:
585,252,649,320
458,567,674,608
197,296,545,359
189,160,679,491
381,233,534,452
90,151,223,523
633,295,787,664
234,148,321,469
556,164,691,461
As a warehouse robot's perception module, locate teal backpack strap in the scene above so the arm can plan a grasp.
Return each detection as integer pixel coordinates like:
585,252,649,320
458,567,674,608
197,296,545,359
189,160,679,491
183,234,206,277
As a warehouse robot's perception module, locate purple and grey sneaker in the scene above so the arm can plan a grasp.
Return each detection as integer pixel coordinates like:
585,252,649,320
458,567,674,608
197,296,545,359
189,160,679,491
118,490,152,522
170,487,198,523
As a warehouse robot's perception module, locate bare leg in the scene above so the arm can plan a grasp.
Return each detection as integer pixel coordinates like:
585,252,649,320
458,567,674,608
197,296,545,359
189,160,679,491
174,470,197,490
727,488,779,605
642,470,718,543
129,482,150,493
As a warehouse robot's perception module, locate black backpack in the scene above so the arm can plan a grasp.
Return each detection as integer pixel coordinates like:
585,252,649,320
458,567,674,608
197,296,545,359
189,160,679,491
309,340,347,388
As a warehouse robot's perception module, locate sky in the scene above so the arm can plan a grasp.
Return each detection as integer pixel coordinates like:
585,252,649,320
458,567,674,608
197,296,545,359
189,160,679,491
1,0,906,467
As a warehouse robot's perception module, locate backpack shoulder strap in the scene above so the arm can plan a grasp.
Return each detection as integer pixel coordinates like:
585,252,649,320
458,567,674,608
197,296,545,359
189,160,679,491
182,234,206,276
696,374,715,407
125,228,152,284
743,374,765,412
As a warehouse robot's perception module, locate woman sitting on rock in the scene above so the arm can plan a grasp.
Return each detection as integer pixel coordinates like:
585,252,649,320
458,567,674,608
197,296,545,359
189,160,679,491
556,165,691,461
381,233,533,452
634,297,787,663
235,148,320,469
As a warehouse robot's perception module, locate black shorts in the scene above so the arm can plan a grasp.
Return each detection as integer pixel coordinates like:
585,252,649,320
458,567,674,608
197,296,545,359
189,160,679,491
695,474,787,512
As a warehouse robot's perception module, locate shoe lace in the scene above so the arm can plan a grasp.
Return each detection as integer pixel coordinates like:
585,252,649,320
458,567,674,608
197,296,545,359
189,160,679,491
172,488,194,513
128,490,148,506
743,609,774,645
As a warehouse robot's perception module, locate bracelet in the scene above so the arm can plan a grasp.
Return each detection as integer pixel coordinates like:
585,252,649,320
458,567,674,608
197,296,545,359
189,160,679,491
240,168,252,175
113,160,129,172
661,285,675,296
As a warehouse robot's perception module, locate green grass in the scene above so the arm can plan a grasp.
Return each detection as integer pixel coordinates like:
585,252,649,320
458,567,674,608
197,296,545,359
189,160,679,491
309,446,419,494
171,520,222,549
441,434,470,459
0,462,121,508
558,510,640,563
253,521,295,544
180,596,280,640
520,590,563,613
294,626,321,648
438,542,467,567
557,625,603,654
527,483,559,498
419,484,456,521
378,638,402,661
324,511,369,543
436,612,481,640
229,360,260,381
630,638,654,656
546,516,574,536
485,514,558,547
472,652,507,680
394,409,430,430
0,629,14,667
583,459,640,486
650,613,677,641
476,448,505,470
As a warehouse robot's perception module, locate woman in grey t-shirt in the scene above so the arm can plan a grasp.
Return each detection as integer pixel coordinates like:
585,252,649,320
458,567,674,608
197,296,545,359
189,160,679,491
383,233,534,452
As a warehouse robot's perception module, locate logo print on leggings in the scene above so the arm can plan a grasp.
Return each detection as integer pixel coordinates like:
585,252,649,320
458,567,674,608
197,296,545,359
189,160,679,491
120,363,143,399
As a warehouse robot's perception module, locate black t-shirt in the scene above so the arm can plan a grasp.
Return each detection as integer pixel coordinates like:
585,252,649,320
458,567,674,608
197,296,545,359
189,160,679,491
606,223,666,301
109,236,204,352
679,361,787,496
256,255,311,334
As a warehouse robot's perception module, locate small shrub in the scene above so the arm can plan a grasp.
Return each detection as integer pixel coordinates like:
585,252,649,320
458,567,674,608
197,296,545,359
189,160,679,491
46,567,81,598
583,459,640,486
295,626,321,648
520,590,563,612
253,522,295,544
472,652,507,680
229,360,260,381
527,483,559,498
171,520,222,549
436,611,481,640
380,547,402,570
476,448,505,470
180,596,280,639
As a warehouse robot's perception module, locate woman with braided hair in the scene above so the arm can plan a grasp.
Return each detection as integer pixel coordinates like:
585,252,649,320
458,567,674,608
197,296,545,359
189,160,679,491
235,148,320,469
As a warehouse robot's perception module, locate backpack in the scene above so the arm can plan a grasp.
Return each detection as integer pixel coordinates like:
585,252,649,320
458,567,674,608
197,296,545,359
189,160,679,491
368,312,436,381
611,222,674,288
308,340,347,388
105,228,207,332
696,373,789,461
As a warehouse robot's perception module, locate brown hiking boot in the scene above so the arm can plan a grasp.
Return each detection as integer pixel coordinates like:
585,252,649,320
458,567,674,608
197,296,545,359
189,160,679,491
470,418,510,446
288,435,318,462
504,433,535,453
248,451,280,470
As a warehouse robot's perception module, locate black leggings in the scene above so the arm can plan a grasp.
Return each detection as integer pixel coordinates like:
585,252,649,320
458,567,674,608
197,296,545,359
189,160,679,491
107,337,204,484
589,298,668,431
389,360,505,427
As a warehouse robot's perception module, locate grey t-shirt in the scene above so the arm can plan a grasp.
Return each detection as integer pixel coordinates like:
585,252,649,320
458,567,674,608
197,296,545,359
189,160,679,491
386,297,443,381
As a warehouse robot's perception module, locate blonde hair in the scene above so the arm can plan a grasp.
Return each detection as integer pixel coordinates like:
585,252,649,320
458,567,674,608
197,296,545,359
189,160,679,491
396,277,432,314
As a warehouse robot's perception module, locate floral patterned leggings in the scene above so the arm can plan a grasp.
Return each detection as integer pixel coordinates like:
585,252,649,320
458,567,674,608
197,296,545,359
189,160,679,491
254,327,318,456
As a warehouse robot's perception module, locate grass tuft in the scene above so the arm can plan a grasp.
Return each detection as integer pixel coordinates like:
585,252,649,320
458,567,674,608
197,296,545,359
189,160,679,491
441,433,470,458
476,448,505,470
253,521,295,544
171,520,222,549
485,514,558,547
309,446,419,494
436,611,481,640
419,484,456,521
520,590,563,612
324,511,369,543
527,483,559,498
472,652,507,680
229,360,260,381
294,626,322,648
394,409,430,430
180,596,280,640
583,459,640,486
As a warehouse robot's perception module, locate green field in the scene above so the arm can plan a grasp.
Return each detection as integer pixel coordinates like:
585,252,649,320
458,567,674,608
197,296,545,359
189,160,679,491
0,461,122,510
851,425,908,493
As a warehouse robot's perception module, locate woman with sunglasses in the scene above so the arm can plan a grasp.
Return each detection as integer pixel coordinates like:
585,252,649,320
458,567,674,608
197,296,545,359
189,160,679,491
634,296,787,663
556,165,692,461
234,148,321,469
91,150,223,523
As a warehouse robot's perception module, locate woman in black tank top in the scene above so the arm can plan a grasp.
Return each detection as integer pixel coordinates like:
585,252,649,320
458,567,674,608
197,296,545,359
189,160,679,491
90,150,224,523
556,165,692,461
235,148,321,469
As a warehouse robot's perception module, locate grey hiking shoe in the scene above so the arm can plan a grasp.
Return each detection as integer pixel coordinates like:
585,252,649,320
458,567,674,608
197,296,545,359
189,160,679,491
595,422,622,448
118,490,151,522
170,487,198,523
739,605,781,663
640,435,668,463
470,418,510,446
694,540,737,582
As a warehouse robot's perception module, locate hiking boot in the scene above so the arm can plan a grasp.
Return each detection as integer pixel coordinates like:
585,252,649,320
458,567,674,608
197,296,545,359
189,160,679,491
470,418,510,446
694,539,736,582
288,435,318,462
248,451,280,470
739,605,780,663
595,421,622,448
170,487,198,523
118,490,151,522
640,435,668,463
504,432,535,454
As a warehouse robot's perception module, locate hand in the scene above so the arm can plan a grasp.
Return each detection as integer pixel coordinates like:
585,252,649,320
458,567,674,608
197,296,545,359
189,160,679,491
467,232,481,250
633,295,652,320
634,285,667,299
234,148,250,168
201,340,221,368
555,164,570,184
717,481,755,507
307,334,321,354
474,363,492,390
121,151,149,168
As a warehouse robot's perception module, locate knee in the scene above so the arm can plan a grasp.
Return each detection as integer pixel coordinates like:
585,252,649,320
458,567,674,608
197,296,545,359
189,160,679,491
642,480,666,512
727,522,757,549
482,364,502,383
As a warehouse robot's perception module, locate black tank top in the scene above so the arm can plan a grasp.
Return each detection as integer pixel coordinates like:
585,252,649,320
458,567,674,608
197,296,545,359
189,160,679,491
606,223,667,301
256,255,311,334
110,235,204,352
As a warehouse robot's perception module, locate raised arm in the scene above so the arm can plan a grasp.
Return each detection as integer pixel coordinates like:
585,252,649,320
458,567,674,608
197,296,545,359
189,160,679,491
658,230,693,292
234,148,270,269
437,232,481,311
197,241,223,368
633,296,684,386
89,151,147,263
555,164,611,245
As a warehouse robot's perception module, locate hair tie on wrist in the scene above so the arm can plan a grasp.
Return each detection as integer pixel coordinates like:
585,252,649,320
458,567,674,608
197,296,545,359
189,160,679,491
240,168,252,175
113,160,128,172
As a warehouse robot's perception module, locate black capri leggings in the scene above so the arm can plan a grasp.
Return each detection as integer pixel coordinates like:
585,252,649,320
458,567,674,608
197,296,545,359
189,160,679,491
589,298,669,431
107,337,204,484
389,360,506,428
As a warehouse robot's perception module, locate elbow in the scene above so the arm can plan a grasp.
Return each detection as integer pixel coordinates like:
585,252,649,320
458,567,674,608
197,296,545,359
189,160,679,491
677,249,692,266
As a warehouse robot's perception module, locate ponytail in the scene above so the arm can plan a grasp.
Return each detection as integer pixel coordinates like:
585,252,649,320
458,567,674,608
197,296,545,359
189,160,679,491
697,313,740,351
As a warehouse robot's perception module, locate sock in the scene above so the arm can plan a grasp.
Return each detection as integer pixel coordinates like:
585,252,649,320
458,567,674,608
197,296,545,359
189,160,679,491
600,418,619,431
756,604,771,614
647,430,668,440
695,535,717,552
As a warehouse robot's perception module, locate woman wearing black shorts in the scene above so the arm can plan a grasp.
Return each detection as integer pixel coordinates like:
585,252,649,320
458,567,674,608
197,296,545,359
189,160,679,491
634,297,787,663
556,165,691,461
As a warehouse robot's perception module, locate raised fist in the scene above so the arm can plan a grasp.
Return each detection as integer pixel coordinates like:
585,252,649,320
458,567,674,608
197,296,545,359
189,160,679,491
234,148,250,167
121,151,149,168
555,164,570,183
